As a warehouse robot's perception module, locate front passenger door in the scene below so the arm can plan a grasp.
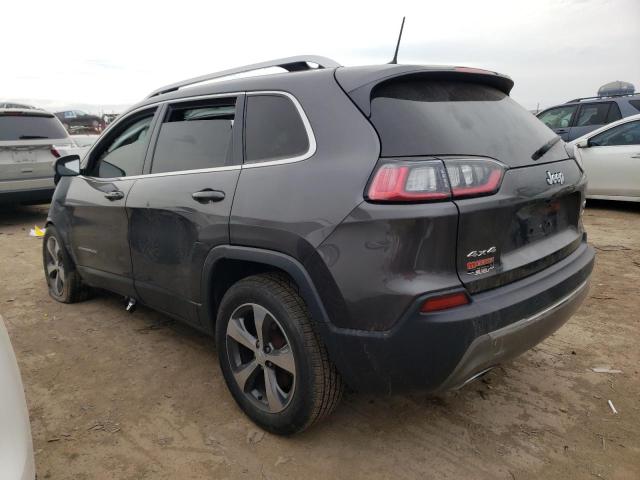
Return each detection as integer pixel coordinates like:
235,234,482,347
580,120,640,197
64,107,159,296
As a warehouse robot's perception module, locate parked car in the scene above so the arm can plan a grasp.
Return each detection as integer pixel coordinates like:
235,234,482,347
54,110,106,134
0,316,36,480
569,113,640,202
45,56,594,434
537,93,640,141
0,102,36,110
1,108,76,204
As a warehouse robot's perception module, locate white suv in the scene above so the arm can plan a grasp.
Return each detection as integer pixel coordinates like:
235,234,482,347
0,108,76,204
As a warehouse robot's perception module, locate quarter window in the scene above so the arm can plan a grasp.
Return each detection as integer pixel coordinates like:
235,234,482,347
150,99,236,174
538,105,577,129
590,121,640,147
245,94,310,163
89,109,156,177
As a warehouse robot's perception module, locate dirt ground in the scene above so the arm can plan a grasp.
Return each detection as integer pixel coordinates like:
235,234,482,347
1,201,638,480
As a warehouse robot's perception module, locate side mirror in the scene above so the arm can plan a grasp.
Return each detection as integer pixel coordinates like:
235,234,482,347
575,138,589,149
54,155,81,185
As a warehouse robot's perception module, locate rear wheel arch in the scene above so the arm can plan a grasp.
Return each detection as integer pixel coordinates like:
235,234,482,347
201,246,332,337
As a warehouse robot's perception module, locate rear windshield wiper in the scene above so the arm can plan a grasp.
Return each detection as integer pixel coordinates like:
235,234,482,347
18,135,49,139
531,136,561,161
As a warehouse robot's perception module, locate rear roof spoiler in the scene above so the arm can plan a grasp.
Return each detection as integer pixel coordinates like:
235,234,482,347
335,65,514,117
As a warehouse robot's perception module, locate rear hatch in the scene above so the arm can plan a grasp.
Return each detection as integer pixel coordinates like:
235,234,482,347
338,68,584,293
0,110,73,183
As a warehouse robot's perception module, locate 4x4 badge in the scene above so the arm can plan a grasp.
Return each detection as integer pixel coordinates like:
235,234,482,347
546,171,564,185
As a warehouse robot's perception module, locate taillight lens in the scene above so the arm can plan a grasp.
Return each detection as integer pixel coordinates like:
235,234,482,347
366,158,505,203
367,160,451,201
445,158,504,198
50,147,61,158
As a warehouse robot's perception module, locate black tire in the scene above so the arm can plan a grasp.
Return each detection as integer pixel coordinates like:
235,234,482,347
216,273,343,435
42,225,91,303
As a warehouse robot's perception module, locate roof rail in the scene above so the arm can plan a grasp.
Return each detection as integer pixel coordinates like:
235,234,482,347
565,93,637,103
146,55,341,99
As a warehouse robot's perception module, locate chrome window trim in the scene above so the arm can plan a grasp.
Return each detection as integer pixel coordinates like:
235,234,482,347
83,90,315,181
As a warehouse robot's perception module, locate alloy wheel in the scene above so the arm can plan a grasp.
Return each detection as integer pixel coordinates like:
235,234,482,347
45,236,65,296
225,303,296,413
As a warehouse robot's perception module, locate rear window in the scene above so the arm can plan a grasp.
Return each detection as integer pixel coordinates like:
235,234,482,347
370,80,560,165
629,99,640,112
0,113,68,141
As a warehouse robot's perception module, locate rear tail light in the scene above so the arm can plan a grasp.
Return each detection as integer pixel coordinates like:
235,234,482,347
445,158,504,198
366,158,505,202
367,160,450,201
421,291,470,313
50,147,61,158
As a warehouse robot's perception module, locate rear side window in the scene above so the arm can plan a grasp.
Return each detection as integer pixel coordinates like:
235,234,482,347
245,94,309,163
370,79,560,164
607,103,622,123
151,99,236,174
576,103,611,126
0,113,68,141
630,100,640,112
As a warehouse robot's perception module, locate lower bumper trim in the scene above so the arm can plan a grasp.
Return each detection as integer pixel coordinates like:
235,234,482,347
437,280,590,391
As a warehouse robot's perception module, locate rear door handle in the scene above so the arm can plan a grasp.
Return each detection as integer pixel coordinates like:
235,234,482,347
192,189,225,203
104,190,124,201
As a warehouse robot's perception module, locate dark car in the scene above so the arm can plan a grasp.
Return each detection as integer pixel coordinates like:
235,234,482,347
537,93,640,141
54,110,106,134
44,56,594,434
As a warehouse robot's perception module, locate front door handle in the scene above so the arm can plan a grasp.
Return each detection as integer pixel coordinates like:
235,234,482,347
192,189,225,203
104,190,124,201
631,153,640,159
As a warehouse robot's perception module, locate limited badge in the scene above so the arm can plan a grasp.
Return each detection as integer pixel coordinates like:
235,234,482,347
466,256,495,276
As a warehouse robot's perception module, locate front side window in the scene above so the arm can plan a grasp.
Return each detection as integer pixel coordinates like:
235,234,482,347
538,105,578,129
576,103,611,127
245,94,310,163
90,109,156,177
590,121,640,147
150,99,236,174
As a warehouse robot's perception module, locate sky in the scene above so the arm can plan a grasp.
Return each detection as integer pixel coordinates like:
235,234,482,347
1,0,638,113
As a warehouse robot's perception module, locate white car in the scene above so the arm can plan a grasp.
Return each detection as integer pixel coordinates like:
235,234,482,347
570,113,640,202
0,317,35,480
0,108,78,204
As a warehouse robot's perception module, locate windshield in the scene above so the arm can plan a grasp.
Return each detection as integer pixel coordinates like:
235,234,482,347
0,114,68,141
370,79,563,167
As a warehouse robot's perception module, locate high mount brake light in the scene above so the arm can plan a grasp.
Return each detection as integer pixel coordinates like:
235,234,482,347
367,158,505,202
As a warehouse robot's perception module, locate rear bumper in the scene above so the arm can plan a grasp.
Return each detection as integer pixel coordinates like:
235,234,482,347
0,183,54,205
325,240,595,393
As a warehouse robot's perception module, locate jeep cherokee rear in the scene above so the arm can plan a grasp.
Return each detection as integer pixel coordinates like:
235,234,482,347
44,56,594,434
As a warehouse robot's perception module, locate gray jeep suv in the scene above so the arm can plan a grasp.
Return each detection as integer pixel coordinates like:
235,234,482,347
44,56,594,434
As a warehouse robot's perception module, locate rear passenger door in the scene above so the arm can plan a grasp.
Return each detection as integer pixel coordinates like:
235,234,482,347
569,102,621,141
126,95,243,326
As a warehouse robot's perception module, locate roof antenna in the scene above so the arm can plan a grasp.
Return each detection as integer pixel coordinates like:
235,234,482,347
389,17,406,64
